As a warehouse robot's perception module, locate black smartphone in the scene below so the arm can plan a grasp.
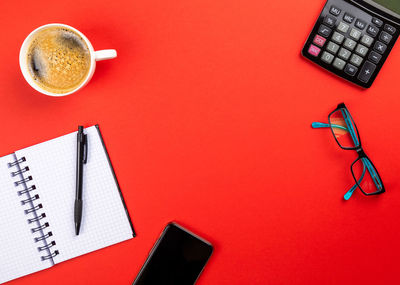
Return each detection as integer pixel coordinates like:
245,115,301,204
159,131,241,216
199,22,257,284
132,222,213,285
302,0,400,88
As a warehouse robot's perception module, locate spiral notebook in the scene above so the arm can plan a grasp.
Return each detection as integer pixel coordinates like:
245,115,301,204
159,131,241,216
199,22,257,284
0,125,135,284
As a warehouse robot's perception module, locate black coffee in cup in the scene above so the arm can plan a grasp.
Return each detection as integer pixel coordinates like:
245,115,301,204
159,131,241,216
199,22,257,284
26,26,91,94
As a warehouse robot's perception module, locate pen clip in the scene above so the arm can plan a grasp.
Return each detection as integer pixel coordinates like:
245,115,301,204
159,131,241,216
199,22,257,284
83,134,88,164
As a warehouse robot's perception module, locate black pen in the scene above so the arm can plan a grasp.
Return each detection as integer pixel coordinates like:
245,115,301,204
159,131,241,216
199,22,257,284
75,126,88,235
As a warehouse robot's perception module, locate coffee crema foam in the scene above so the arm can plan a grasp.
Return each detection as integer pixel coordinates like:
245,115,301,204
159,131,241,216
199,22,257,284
26,26,91,94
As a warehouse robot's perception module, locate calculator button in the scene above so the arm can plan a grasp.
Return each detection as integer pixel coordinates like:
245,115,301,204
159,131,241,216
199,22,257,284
372,18,383,27
313,35,326,47
360,34,374,47
338,47,351,60
344,38,357,51
318,25,332,37
350,54,363,67
308,44,321,57
330,6,341,16
333,58,346,70
374,41,387,54
379,31,392,44
327,41,340,54
343,13,355,23
324,15,337,27
384,24,396,35
355,44,368,57
367,25,379,37
349,28,362,41
358,61,376,83
321,51,335,64
337,22,350,33
344,64,358,76
332,32,345,44
355,19,366,30
368,51,382,64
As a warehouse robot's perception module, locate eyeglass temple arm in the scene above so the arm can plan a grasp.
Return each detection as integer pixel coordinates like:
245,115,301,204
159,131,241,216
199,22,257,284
341,109,360,147
312,109,357,138
311,122,348,131
363,158,382,190
343,158,381,200
344,163,366,200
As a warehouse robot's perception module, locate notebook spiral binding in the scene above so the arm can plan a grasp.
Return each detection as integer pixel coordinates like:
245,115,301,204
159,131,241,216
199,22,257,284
8,156,60,261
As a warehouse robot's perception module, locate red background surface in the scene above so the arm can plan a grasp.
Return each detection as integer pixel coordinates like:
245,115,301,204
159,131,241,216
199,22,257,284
1,0,400,284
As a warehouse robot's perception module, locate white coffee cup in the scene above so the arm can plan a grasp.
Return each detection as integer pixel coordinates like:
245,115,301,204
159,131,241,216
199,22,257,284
19,23,117,97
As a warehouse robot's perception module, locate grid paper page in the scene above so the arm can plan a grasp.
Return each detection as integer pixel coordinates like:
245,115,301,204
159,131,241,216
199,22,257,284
15,126,134,264
0,154,51,284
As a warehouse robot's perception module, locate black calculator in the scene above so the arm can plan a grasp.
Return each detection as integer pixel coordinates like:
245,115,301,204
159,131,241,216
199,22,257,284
302,0,400,88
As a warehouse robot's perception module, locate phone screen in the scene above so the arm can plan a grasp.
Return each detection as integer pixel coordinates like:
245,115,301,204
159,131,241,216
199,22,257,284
133,223,213,285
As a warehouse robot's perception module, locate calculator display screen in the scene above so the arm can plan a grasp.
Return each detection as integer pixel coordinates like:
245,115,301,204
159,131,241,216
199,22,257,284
364,0,400,18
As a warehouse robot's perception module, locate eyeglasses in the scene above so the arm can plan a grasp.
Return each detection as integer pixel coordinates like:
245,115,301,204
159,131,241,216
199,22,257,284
312,103,385,200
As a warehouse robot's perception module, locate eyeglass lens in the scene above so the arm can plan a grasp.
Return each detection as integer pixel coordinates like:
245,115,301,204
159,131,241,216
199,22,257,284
351,157,383,195
329,108,360,149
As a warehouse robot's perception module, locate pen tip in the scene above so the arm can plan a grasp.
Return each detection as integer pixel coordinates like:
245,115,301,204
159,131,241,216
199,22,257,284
75,224,80,236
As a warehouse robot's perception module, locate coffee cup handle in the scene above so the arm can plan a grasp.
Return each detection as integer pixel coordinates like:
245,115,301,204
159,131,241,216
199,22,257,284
94,49,117,61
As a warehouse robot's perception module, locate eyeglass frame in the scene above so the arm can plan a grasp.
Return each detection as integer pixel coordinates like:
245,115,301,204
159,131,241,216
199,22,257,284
314,103,385,199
